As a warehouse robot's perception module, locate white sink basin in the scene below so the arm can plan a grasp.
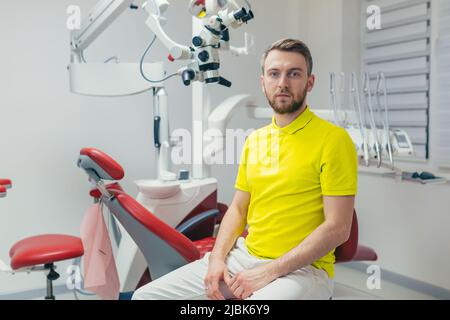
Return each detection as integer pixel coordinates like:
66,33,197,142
134,179,181,199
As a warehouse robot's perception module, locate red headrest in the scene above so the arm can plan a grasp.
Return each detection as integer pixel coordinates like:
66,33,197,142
80,148,124,181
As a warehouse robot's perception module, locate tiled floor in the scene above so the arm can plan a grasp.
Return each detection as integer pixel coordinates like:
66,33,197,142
333,264,436,300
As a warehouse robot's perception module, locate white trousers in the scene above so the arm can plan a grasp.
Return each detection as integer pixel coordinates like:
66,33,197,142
132,237,334,300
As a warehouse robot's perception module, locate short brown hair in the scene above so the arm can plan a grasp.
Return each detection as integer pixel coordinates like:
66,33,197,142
261,39,313,76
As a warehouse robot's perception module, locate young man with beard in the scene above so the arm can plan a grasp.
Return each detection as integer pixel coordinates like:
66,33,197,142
132,39,358,300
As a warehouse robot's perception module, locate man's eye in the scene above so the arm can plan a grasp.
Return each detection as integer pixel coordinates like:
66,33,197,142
269,72,279,78
289,71,301,78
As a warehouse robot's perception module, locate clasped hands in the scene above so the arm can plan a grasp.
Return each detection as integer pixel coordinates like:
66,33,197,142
204,257,277,300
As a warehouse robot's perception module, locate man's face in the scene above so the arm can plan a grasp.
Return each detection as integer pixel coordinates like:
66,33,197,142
260,50,315,114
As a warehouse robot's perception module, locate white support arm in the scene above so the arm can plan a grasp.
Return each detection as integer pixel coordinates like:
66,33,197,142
69,62,164,96
71,0,133,54
207,94,257,135
221,32,255,56
71,0,192,62
68,0,167,96
143,1,193,61
203,94,257,163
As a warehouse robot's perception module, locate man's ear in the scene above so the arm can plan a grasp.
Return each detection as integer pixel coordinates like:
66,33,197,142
260,75,266,94
307,74,316,92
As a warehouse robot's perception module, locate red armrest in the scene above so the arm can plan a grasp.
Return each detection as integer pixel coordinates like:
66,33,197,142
0,179,12,188
115,192,201,263
352,245,378,262
0,185,6,197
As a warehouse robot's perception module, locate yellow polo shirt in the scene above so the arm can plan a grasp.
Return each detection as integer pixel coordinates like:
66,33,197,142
234,106,357,278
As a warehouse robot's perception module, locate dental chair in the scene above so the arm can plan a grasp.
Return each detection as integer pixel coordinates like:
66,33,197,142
1,178,85,300
0,179,82,301
77,148,377,293
2,149,219,299
3,149,377,300
76,148,219,280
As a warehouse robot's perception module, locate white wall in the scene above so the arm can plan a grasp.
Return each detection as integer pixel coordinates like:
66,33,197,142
300,0,344,109
356,173,450,290
293,0,361,109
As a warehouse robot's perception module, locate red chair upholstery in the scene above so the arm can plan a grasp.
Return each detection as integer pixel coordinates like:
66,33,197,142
0,179,11,197
4,181,84,271
112,189,202,264
77,148,223,283
193,236,216,258
335,209,378,263
0,179,12,188
9,234,84,270
0,185,6,197
353,245,378,261
3,179,84,299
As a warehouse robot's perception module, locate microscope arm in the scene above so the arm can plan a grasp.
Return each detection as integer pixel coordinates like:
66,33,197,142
70,0,192,62
143,1,193,61
70,0,134,61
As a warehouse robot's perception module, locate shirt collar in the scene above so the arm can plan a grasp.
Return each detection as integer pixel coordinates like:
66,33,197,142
271,105,314,135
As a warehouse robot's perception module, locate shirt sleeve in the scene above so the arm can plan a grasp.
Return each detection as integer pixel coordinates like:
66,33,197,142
234,136,250,192
320,127,358,196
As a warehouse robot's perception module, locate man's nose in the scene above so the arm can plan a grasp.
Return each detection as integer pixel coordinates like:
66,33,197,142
277,73,289,88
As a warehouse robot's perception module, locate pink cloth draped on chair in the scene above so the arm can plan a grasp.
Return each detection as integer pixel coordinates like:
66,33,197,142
80,203,120,300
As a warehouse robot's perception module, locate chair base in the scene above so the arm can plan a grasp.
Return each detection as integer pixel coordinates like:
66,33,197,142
44,263,60,300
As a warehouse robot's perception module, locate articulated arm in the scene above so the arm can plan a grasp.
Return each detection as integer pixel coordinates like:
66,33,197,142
143,0,193,61
69,0,166,96
70,0,134,62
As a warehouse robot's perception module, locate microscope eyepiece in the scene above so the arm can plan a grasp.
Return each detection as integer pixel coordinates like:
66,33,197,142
181,69,196,86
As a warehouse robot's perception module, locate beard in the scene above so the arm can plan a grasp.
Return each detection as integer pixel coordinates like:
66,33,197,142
266,83,308,115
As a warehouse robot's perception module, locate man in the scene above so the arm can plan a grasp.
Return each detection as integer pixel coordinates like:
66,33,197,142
132,39,357,300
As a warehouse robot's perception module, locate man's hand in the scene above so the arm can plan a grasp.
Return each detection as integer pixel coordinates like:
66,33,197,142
204,256,232,300
226,263,277,300
204,190,250,300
